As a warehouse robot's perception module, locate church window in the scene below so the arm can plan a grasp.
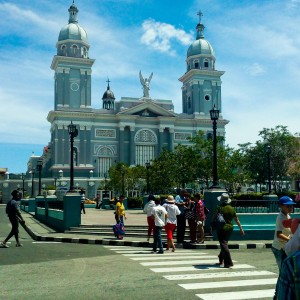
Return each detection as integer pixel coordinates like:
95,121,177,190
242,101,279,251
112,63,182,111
61,45,66,56
135,129,157,166
82,47,88,58
72,44,78,55
204,95,210,101
97,147,113,177
188,97,191,108
194,60,199,69
204,60,209,68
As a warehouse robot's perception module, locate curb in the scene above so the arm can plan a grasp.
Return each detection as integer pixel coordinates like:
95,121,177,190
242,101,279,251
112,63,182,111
23,223,272,249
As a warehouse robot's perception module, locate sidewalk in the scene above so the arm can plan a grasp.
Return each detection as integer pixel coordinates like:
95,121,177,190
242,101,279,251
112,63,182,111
21,208,273,249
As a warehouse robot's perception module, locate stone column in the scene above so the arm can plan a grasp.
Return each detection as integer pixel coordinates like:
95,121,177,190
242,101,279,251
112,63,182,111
129,127,136,165
119,126,125,162
158,127,164,155
169,128,174,151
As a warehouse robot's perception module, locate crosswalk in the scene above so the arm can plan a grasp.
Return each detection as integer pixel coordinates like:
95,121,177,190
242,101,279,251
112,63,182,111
104,246,278,299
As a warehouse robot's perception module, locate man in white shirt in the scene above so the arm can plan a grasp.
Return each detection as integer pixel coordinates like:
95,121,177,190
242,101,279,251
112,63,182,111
151,198,168,254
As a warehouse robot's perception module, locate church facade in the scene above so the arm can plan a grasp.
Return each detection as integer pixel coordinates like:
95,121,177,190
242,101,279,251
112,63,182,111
32,2,229,181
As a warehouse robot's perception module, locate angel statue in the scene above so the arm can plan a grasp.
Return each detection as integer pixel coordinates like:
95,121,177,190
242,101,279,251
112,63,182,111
139,70,153,98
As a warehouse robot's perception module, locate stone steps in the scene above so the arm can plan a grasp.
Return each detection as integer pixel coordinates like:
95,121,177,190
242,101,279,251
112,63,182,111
65,224,213,240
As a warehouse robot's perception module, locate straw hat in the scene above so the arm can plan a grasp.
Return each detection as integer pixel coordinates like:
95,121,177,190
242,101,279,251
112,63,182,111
217,193,231,204
166,195,175,204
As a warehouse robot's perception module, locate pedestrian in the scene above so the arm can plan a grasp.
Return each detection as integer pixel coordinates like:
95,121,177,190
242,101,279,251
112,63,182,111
80,189,86,214
143,194,156,242
1,190,25,248
94,194,101,209
184,194,197,243
271,196,295,271
274,250,300,300
282,217,300,257
151,198,168,254
115,195,127,225
194,193,206,244
163,195,181,252
175,189,186,243
211,193,244,268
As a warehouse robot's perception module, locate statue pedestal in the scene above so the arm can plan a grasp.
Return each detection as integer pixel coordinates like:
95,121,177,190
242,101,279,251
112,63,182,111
203,188,226,233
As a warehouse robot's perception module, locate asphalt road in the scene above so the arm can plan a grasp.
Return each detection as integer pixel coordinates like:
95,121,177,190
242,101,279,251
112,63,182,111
0,207,279,300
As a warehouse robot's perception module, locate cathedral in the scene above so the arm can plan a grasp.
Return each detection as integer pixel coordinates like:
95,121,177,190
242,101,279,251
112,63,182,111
29,2,229,181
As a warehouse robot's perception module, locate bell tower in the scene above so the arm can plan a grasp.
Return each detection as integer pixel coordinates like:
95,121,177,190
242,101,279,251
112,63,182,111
51,1,95,110
179,11,224,116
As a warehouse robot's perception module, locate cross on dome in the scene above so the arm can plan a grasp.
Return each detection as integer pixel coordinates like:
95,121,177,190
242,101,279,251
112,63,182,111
197,10,203,24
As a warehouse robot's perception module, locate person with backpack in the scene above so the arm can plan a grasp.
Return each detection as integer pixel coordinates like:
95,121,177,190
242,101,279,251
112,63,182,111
1,190,25,248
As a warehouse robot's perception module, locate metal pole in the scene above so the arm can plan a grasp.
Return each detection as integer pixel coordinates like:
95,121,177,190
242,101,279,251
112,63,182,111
70,132,74,191
38,165,42,196
212,119,218,187
31,170,35,197
121,170,125,196
267,147,271,194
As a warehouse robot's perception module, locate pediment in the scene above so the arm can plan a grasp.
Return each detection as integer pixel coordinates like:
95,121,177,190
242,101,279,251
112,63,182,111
117,100,177,118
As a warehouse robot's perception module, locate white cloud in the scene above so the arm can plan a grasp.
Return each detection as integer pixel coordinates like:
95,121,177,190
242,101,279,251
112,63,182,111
245,63,266,76
140,19,193,55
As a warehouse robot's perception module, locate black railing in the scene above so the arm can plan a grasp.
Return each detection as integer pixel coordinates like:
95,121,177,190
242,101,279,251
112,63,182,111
232,199,300,213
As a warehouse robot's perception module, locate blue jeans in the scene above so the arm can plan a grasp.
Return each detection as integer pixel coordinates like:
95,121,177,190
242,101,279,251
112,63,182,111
271,246,286,271
153,226,163,253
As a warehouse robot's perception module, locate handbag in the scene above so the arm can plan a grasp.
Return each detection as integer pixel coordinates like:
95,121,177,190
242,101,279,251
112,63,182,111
211,208,226,230
184,203,196,220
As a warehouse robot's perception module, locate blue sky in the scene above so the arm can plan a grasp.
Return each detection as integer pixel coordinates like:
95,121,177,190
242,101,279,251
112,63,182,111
1,0,300,173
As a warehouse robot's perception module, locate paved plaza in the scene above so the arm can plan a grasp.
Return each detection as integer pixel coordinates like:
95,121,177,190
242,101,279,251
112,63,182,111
0,206,278,300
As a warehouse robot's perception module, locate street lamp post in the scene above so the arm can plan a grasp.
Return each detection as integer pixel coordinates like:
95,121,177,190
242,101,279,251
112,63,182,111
145,162,150,194
104,172,107,197
30,169,35,198
37,159,43,196
209,105,220,188
266,145,272,194
21,173,25,198
121,168,125,196
68,121,78,192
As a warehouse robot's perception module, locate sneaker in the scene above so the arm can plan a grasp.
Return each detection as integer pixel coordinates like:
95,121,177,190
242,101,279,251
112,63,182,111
16,244,23,247
1,242,9,248
157,250,164,254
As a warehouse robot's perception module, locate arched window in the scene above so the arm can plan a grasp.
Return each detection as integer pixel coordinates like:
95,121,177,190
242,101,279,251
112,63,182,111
204,59,209,68
97,146,114,177
194,60,199,69
72,44,78,55
82,47,88,58
135,129,157,166
188,96,191,109
61,45,66,56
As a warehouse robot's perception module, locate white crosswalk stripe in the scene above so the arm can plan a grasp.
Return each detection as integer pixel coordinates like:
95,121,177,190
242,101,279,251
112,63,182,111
196,289,276,300
105,246,278,299
150,264,255,273
130,255,216,261
164,270,275,280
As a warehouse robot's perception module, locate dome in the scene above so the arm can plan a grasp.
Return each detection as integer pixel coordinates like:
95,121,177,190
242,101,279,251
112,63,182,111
57,2,89,46
187,38,214,58
58,23,89,44
102,88,115,100
186,17,214,58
